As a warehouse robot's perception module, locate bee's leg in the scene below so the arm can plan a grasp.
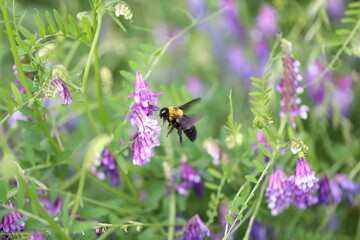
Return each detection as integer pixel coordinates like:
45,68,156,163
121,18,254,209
177,128,183,146
167,124,176,137
168,123,172,129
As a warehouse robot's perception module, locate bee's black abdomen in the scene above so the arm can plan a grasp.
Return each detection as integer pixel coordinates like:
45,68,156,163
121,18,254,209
184,126,197,142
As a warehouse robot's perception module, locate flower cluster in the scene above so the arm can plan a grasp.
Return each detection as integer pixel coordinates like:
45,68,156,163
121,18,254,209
266,157,319,215
265,166,292,216
0,201,26,234
319,174,360,205
278,39,309,128
127,71,162,166
174,162,204,197
38,190,63,218
182,214,210,240
115,1,133,20
29,231,47,240
89,148,120,186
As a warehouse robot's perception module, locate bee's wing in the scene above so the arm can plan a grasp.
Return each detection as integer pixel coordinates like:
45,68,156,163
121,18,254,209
178,115,202,130
178,98,201,112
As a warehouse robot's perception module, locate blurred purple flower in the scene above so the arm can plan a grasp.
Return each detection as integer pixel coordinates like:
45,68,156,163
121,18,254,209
89,148,120,186
188,0,207,18
220,0,247,42
334,174,360,204
254,4,278,38
332,74,354,116
130,108,161,166
14,80,25,94
288,158,319,209
326,0,345,20
203,138,228,165
126,71,163,119
253,36,270,66
227,45,257,83
249,220,267,240
265,166,292,216
38,190,63,217
182,214,210,240
174,162,204,197
29,231,47,240
278,39,309,128
318,175,342,205
8,111,27,128
0,201,26,234
185,76,204,97
45,78,72,105
305,60,331,105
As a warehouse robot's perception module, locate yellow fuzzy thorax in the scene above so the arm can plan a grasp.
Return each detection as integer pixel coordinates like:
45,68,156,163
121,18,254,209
168,107,183,122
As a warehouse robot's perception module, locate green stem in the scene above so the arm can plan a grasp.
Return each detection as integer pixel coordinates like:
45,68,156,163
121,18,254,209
167,189,176,240
242,175,268,240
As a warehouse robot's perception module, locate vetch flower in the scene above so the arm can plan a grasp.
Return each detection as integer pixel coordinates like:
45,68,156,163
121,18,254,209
130,108,161,166
45,78,72,105
265,166,292,216
115,1,133,20
220,0,246,42
174,162,204,197
278,39,309,128
334,174,360,205
332,74,354,116
182,214,210,240
203,138,228,165
326,0,345,20
29,231,47,240
0,201,26,234
89,148,120,186
249,220,268,240
254,4,278,38
126,71,163,118
290,139,308,158
185,76,204,97
305,60,331,105
288,158,319,209
38,190,63,217
318,175,342,205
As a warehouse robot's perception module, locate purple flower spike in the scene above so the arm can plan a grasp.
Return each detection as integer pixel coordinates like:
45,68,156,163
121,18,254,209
127,71,163,118
334,174,360,205
90,148,120,186
332,74,354,116
174,162,204,197
265,166,292,216
0,201,26,234
220,0,247,42
29,231,47,240
305,61,331,105
278,39,309,128
45,78,72,105
130,108,161,166
38,190,63,217
182,214,210,240
288,158,319,209
255,4,278,38
326,0,345,20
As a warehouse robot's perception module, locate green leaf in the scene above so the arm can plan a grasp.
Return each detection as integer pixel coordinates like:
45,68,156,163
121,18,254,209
251,82,262,89
22,64,37,72
116,154,128,175
45,11,56,34
207,168,223,179
23,131,36,164
81,17,93,42
34,14,46,38
254,160,264,172
68,15,79,37
72,220,98,233
245,175,257,183
250,77,263,83
250,108,261,116
204,182,218,190
341,17,357,23
84,135,113,168
287,126,295,139
80,207,109,219
120,70,134,81
106,10,127,32
349,2,360,8
229,204,239,214
335,29,352,35
15,36,31,53
128,60,144,72
249,92,262,97
225,215,235,224
10,82,22,105
18,25,35,43
249,100,262,108
17,186,26,209
258,144,272,158
139,44,157,54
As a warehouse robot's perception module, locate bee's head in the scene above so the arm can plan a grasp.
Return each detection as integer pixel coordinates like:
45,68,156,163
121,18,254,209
159,107,169,119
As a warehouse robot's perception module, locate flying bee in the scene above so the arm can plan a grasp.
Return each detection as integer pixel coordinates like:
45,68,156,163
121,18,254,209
159,98,201,145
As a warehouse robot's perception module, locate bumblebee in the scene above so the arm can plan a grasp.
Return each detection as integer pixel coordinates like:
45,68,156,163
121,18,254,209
159,98,201,145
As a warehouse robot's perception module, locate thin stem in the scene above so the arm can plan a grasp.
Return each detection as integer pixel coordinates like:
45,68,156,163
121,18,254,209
167,189,176,240
242,175,268,240
64,40,81,68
